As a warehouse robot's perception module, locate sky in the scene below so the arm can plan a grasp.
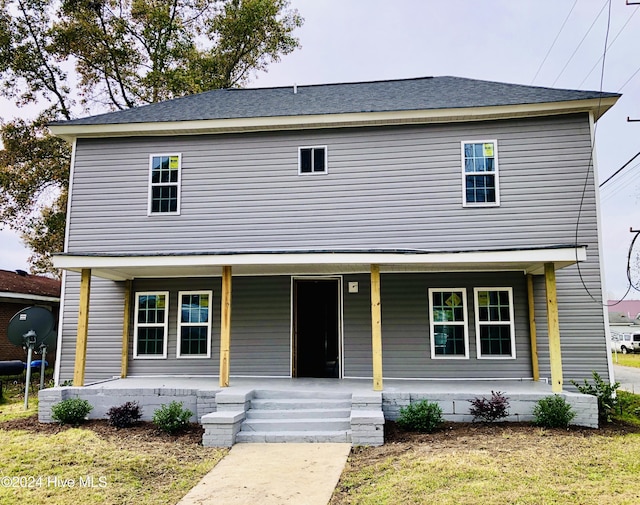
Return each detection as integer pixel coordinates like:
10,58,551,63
0,0,639,300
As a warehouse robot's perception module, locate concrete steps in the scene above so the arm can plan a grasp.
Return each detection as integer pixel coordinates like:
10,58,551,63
236,390,353,444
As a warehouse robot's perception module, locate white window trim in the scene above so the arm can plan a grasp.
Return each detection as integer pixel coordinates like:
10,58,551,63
133,291,169,359
474,287,516,359
429,288,469,359
177,290,213,359
461,140,500,208
298,145,328,175
148,153,182,216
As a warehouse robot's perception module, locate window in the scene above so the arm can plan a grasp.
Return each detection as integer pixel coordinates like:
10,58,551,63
474,288,515,358
149,154,181,214
299,146,327,174
177,291,212,358
429,288,469,358
134,292,169,358
462,141,499,206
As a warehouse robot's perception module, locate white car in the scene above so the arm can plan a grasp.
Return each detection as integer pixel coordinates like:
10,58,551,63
611,333,640,354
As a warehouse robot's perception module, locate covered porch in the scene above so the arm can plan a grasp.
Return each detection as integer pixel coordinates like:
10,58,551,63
53,245,586,396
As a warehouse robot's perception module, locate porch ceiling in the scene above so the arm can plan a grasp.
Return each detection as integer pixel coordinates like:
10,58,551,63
53,246,587,281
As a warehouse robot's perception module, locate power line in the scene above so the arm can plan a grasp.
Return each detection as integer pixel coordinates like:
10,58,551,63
530,0,578,85
617,63,640,92
599,151,640,187
551,0,609,87
578,5,639,88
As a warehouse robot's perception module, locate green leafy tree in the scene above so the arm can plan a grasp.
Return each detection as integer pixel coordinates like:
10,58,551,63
0,0,302,275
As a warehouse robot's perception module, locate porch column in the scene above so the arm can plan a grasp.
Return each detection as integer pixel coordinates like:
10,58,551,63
219,266,232,387
526,274,540,381
73,268,91,386
370,264,383,391
120,279,132,378
544,263,563,393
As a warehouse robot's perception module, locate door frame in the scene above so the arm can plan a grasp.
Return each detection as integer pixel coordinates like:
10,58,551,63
290,275,344,378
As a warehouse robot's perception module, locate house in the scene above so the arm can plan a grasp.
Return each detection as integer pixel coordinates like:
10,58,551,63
0,269,60,363
40,77,619,444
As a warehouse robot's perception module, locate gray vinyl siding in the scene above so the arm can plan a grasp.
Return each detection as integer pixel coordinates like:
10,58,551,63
67,114,595,254
343,272,531,379
57,272,125,384
59,111,610,384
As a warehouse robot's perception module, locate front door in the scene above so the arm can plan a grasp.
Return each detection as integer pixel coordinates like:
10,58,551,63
293,278,340,378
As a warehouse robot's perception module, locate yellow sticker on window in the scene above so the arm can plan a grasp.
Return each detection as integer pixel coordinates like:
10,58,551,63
483,143,494,157
477,292,489,306
445,293,461,308
156,296,165,309
201,296,209,308
169,156,179,169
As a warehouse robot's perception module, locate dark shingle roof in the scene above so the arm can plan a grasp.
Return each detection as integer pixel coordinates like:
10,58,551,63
0,269,61,298
55,76,620,126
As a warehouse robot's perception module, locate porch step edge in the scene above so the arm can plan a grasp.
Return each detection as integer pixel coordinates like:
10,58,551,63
235,430,352,443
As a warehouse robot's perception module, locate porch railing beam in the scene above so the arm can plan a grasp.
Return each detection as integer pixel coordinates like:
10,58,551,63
544,263,563,392
370,264,383,391
121,279,132,378
219,265,232,387
73,268,91,386
526,274,540,381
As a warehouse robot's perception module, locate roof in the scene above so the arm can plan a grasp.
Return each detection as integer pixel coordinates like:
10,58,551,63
608,300,640,320
0,269,61,299
55,76,619,126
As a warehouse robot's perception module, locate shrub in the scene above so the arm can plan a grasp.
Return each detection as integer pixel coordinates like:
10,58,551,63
533,395,576,428
51,398,93,425
107,401,142,428
397,400,443,433
571,371,620,423
468,391,510,423
152,401,193,434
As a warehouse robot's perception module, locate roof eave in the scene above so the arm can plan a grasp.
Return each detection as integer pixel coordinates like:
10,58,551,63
49,97,619,141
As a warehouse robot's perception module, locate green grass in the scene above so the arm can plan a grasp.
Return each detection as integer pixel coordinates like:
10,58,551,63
611,352,640,368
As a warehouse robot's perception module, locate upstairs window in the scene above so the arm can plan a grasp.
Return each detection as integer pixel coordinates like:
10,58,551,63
177,291,212,358
149,154,181,214
299,146,327,174
462,141,499,206
429,288,469,359
134,292,169,359
474,288,516,358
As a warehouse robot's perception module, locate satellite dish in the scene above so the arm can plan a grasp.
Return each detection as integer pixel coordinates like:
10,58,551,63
7,307,55,348
7,307,55,409
41,330,58,351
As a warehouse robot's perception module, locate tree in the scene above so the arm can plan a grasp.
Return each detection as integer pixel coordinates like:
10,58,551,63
0,0,302,275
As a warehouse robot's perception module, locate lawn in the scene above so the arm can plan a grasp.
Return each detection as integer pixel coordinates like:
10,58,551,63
330,422,640,505
611,352,640,368
0,384,226,505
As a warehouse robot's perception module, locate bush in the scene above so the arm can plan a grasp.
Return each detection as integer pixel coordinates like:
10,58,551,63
533,395,576,428
397,400,443,433
107,401,142,428
468,391,510,423
51,398,93,425
571,371,620,423
152,401,193,434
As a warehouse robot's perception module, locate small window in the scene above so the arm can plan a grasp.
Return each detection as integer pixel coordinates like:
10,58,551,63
429,288,469,359
462,141,499,206
177,291,212,358
299,146,327,174
474,288,515,359
133,292,169,359
149,154,181,214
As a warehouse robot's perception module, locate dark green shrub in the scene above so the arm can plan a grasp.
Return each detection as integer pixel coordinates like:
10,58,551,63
397,400,443,433
571,371,620,423
533,395,576,428
152,401,193,434
107,401,142,428
468,391,510,422
51,398,93,425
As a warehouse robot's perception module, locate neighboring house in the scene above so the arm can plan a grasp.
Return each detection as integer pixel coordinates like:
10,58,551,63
49,76,619,395
0,269,60,363
608,300,640,321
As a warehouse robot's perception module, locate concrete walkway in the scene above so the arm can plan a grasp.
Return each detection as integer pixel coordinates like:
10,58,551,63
176,443,352,505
